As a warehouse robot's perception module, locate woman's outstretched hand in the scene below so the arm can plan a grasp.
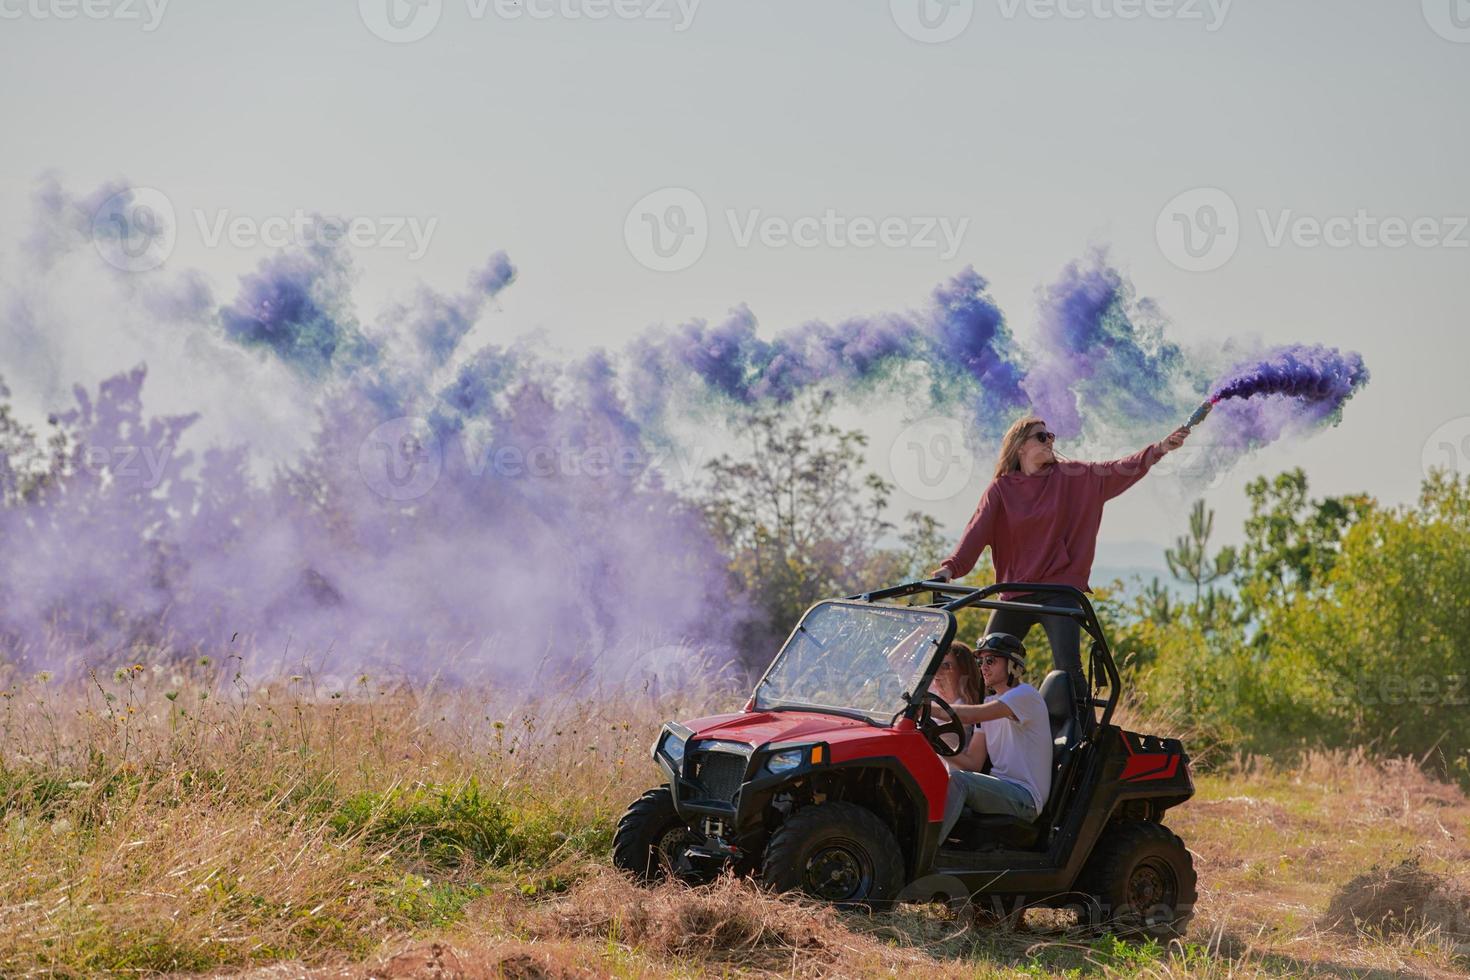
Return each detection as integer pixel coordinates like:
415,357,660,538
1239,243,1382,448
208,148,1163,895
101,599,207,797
1159,426,1190,453
930,567,952,583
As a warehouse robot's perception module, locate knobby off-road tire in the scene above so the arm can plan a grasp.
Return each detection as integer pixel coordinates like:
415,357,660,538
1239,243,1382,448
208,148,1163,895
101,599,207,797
761,801,904,909
611,786,705,884
1076,820,1197,941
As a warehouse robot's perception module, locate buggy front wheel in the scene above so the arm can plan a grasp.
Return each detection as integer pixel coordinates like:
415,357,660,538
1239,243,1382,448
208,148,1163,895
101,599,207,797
612,786,706,884
761,801,904,908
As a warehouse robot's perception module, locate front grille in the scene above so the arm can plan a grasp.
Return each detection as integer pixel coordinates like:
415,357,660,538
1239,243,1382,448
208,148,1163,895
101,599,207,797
690,750,746,803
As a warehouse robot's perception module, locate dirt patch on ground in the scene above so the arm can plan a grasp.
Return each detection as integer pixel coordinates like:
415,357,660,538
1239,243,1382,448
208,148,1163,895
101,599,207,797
508,869,929,975
1321,857,1470,939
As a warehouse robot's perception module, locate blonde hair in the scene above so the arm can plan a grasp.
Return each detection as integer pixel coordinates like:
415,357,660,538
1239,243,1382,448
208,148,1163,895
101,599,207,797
993,415,1069,479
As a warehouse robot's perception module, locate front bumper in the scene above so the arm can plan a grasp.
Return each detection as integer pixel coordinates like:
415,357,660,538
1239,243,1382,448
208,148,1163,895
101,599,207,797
653,730,832,849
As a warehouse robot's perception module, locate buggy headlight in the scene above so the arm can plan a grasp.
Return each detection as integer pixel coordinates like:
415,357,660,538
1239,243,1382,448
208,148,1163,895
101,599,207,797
765,748,805,774
659,730,687,766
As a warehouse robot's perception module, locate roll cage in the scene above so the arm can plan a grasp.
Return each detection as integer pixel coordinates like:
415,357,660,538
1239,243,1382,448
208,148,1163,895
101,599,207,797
843,580,1123,731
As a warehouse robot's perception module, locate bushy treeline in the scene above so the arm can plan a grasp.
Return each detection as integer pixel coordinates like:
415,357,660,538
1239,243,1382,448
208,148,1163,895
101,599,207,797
1099,467,1470,782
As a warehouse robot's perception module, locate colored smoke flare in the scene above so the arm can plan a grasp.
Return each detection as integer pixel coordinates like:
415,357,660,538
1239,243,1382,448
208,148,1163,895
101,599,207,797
1183,399,1215,430
1209,344,1369,408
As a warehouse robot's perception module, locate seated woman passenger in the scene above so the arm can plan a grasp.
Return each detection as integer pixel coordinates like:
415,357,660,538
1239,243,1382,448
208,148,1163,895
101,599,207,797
931,640,981,709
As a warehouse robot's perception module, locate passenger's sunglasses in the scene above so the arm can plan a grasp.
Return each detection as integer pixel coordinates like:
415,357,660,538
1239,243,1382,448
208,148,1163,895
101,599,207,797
979,655,1009,667
1030,430,1056,445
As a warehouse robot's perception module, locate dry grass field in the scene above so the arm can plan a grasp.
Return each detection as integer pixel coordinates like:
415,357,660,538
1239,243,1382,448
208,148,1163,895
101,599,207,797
2,662,1467,978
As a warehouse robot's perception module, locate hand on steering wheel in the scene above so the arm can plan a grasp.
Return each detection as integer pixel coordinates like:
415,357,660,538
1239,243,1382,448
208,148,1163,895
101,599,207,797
917,691,969,757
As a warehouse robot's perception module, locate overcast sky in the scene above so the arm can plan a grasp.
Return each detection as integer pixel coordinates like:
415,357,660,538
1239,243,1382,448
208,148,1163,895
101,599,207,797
1,0,1466,568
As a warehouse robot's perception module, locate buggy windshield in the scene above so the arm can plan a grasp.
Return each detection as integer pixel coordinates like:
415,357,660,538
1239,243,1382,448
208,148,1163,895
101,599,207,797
752,601,950,722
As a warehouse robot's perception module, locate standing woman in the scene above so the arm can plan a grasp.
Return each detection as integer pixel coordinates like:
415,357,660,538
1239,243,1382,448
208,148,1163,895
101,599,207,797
931,416,1190,716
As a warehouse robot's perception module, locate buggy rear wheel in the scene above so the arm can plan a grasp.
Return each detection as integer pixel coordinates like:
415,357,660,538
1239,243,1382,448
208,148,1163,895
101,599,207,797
1076,820,1197,940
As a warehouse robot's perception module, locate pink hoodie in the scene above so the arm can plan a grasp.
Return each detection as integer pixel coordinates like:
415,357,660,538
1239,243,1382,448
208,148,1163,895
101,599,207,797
939,443,1167,599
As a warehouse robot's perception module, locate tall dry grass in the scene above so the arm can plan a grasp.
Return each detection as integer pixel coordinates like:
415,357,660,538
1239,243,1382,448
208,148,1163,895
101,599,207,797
0,655,739,976
2,657,1468,978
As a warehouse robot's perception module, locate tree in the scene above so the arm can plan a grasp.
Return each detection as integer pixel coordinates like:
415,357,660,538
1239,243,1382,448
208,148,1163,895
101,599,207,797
1164,499,1236,609
1251,469,1470,782
699,392,940,668
1235,468,1371,611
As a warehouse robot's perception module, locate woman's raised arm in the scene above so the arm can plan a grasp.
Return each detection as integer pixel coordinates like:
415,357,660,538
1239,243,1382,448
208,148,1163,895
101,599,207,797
1087,427,1189,501
932,481,1003,581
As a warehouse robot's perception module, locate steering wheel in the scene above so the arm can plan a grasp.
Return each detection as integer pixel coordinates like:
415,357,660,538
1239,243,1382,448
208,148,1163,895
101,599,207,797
916,691,969,757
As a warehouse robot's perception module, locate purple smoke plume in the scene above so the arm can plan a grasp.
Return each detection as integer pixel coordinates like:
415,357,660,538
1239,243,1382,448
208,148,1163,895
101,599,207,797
1201,344,1370,452
0,179,1371,684
625,267,1024,436
1210,343,1369,406
1022,255,1184,440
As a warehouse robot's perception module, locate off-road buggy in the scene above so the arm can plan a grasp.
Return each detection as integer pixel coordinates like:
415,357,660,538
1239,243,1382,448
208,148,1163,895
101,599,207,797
612,581,1197,938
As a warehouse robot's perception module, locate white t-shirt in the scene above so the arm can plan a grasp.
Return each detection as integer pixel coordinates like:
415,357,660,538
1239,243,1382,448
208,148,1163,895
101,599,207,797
979,684,1053,812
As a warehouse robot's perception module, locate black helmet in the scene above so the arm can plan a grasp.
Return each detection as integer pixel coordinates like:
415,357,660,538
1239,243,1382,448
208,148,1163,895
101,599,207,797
976,631,1026,667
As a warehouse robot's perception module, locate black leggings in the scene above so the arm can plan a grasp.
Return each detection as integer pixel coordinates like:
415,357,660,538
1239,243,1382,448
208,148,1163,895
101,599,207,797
983,591,1087,712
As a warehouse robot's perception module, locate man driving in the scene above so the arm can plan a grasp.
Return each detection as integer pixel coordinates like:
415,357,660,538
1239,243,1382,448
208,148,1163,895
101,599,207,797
937,632,1053,842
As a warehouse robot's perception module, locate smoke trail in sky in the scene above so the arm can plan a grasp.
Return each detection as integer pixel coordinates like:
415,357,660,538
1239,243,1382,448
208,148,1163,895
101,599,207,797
1022,254,1187,440
624,267,1025,437
0,179,1371,682
1202,344,1370,453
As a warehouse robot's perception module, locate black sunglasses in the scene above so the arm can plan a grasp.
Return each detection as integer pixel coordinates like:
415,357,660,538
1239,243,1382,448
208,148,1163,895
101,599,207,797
1030,430,1056,445
979,655,1009,667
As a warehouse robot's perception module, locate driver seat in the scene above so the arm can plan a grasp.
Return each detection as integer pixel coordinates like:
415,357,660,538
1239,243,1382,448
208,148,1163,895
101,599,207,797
944,670,1083,851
